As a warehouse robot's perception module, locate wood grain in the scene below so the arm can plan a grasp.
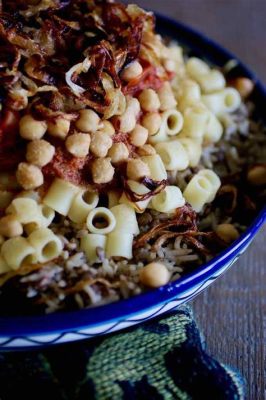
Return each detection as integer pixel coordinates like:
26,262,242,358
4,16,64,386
124,1,266,398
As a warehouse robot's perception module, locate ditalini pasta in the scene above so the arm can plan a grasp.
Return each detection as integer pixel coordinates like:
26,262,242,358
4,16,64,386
161,109,184,136
180,103,209,141
183,174,213,212
151,186,185,212
1,237,37,270
178,138,202,167
68,190,99,223
43,178,80,216
177,79,201,111
155,140,189,171
204,112,223,143
202,87,241,115
28,228,63,263
106,232,133,259
119,180,151,213
110,204,139,234
140,154,167,181
80,233,107,263
186,57,225,93
86,207,116,234
197,169,221,202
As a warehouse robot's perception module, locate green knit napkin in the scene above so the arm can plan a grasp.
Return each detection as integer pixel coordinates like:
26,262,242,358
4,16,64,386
0,306,244,399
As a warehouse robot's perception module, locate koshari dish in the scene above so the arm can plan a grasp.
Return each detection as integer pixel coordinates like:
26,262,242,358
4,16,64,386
0,0,265,314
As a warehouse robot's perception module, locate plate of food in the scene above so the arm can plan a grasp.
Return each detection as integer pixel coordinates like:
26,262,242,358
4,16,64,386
0,0,265,349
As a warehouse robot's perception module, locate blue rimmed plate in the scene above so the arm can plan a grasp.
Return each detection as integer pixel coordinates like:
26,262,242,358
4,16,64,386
0,13,265,350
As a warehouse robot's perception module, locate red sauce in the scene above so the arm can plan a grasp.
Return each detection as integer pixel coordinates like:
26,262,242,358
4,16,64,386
122,61,175,97
42,146,90,187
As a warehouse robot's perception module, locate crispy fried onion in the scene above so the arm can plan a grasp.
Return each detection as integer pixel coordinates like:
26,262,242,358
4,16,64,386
65,57,92,96
124,177,168,202
0,1,161,116
134,204,198,249
134,204,219,256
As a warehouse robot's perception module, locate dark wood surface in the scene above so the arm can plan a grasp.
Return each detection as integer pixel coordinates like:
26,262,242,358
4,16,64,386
125,1,266,398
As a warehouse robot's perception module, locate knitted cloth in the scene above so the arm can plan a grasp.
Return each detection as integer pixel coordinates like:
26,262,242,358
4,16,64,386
0,306,244,400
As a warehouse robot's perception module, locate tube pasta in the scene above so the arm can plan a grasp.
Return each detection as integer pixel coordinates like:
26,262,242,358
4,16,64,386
180,103,209,141
80,233,106,263
155,141,189,171
198,169,221,202
1,237,37,270
177,80,201,111
110,204,139,234
197,70,226,93
204,112,223,143
186,57,210,78
39,204,55,227
202,88,241,115
28,228,63,263
106,232,133,259
183,174,213,212
68,190,99,223
161,109,184,136
43,178,80,216
148,110,183,144
0,255,10,275
148,122,168,144
151,186,185,212
140,154,167,180
86,207,116,234
107,190,121,208
178,138,202,167
119,180,151,213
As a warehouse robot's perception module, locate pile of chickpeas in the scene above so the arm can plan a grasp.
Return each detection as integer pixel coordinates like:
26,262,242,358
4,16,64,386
16,60,177,191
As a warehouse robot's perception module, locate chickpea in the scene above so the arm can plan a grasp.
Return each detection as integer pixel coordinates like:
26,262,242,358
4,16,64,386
158,82,177,111
0,215,23,238
65,133,91,158
119,111,136,133
136,144,156,156
91,157,115,184
139,262,170,288
129,124,149,147
47,117,70,139
127,159,150,181
90,132,113,157
142,112,162,135
120,60,143,82
215,223,239,243
19,115,47,140
127,97,141,116
26,139,55,167
108,142,129,164
98,120,115,137
247,165,266,186
163,58,176,73
232,77,254,99
16,162,44,190
138,89,160,112
75,109,100,133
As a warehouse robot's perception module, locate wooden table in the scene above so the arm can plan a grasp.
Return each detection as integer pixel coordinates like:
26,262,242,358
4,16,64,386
125,1,266,398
